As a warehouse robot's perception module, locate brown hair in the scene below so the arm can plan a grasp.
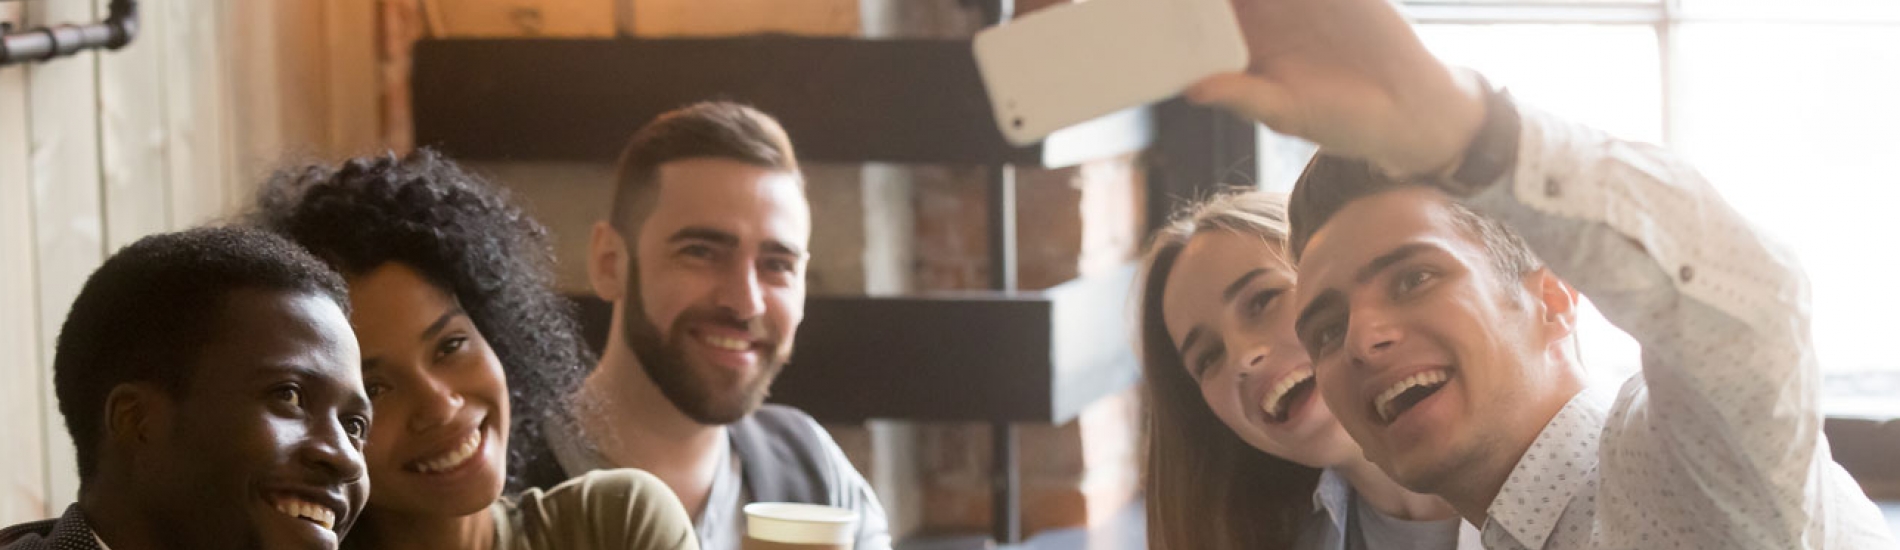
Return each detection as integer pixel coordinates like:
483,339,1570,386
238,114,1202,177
609,101,802,236
1139,191,1321,550
1286,153,1540,279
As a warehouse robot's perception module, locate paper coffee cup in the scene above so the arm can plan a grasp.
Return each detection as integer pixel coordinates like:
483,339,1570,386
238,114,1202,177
743,502,857,548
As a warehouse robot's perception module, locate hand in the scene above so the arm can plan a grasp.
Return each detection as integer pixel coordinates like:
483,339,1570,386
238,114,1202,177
1186,0,1489,178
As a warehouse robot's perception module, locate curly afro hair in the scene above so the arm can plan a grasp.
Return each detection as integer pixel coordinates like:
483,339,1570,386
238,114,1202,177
250,148,587,493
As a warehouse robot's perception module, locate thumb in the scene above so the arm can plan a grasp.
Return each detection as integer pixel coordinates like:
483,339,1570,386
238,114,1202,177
1185,72,1299,132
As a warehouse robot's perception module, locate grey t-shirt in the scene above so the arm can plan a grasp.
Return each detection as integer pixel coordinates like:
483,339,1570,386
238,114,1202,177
548,410,891,550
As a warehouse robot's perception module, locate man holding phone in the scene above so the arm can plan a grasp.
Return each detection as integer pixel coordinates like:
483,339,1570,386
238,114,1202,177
1183,0,1899,548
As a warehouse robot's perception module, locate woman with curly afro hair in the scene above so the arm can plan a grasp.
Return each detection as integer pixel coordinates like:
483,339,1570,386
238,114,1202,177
252,149,698,550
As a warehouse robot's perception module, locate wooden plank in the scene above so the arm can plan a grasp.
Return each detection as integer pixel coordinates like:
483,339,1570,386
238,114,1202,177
98,0,173,249
432,0,615,37
0,4,49,524
626,0,858,37
409,37,1044,165
28,0,105,513
164,0,240,225
326,0,384,157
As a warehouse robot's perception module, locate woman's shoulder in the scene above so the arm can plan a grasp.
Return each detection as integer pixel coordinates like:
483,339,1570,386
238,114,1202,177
502,469,700,550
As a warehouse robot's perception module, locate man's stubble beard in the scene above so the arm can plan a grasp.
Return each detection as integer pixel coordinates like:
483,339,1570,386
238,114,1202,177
619,265,789,425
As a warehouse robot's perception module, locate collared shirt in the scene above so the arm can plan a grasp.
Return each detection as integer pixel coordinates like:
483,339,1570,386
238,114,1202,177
1296,468,1484,550
1456,101,1900,549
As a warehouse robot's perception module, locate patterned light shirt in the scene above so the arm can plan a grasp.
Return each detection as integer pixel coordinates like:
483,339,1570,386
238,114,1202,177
1456,101,1900,549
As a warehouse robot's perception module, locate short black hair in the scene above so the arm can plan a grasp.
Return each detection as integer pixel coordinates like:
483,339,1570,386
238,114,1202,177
251,149,589,492
1287,153,1541,279
54,226,349,481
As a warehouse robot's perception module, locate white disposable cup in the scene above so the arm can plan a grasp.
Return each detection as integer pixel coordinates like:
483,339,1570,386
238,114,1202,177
743,502,857,547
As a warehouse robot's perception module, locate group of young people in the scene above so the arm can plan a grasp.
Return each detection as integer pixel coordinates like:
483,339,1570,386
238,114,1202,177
4,1,1895,549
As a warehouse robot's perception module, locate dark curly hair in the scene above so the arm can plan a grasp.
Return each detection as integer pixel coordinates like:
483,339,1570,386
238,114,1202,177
56,226,350,482
249,149,588,493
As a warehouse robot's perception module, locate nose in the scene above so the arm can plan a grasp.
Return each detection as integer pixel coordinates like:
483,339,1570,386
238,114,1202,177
300,415,367,484
406,375,464,434
1227,332,1273,378
713,261,766,319
1348,305,1403,364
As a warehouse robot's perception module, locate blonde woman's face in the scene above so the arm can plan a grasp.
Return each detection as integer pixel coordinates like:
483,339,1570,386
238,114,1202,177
1160,230,1361,468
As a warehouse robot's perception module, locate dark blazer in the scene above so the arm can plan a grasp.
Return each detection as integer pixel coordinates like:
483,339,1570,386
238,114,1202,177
0,505,102,550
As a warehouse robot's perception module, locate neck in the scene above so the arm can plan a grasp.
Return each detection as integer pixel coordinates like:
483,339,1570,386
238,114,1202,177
1335,456,1457,522
1440,360,1590,524
356,506,494,550
79,482,164,550
573,312,726,516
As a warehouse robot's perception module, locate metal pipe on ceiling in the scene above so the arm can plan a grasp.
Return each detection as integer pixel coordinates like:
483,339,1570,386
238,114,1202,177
0,0,138,67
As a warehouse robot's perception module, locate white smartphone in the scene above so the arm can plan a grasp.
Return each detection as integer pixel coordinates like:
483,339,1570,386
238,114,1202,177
973,0,1249,146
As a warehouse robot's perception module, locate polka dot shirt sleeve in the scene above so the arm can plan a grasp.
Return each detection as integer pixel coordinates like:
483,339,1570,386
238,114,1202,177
1454,101,1898,549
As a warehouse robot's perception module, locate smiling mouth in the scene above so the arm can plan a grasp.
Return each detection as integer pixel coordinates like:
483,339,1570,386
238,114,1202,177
1373,369,1451,424
698,332,754,352
409,428,482,474
271,495,337,531
1260,370,1317,423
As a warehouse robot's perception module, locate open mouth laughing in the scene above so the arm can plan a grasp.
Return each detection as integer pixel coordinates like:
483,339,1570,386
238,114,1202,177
270,494,341,531
1259,367,1318,424
1372,368,1452,424
407,428,483,475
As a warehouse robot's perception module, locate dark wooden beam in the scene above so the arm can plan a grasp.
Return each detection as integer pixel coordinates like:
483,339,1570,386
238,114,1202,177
411,36,1152,167
1145,97,1260,232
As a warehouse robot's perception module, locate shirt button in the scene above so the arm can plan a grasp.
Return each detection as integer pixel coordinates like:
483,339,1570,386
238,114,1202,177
1679,265,1695,283
1545,178,1561,197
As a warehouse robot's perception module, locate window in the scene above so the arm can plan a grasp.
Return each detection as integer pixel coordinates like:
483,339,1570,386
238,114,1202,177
1259,1,1900,403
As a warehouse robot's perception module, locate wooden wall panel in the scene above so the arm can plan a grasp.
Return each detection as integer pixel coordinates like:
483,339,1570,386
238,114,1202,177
163,0,240,226
99,0,175,249
27,0,105,514
0,16,49,524
626,0,859,37
431,0,616,37
326,0,385,158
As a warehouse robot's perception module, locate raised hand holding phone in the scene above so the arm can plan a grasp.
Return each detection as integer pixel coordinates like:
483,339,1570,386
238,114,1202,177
1184,0,1489,178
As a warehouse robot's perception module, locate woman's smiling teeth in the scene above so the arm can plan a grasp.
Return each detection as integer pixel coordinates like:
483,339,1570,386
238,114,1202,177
272,497,336,531
1260,368,1316,422
701,333,752,352
412,429,482,473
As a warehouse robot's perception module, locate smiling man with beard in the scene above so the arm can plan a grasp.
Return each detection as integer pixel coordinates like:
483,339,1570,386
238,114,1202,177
536,101,890,550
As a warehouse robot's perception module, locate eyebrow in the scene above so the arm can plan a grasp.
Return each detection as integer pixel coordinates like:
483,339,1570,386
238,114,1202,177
343,391,371,415
1294,290,1345,340
763,239,808,259
1294,243,1438,337
363,305,467,371
670,226,808,258
668,226,739,247
419,305,465,343
252,362,319,382
1354,243,1435,286
1221,269,1268,304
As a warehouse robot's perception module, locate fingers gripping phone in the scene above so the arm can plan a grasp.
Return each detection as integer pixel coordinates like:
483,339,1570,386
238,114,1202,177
973,0,1249,146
